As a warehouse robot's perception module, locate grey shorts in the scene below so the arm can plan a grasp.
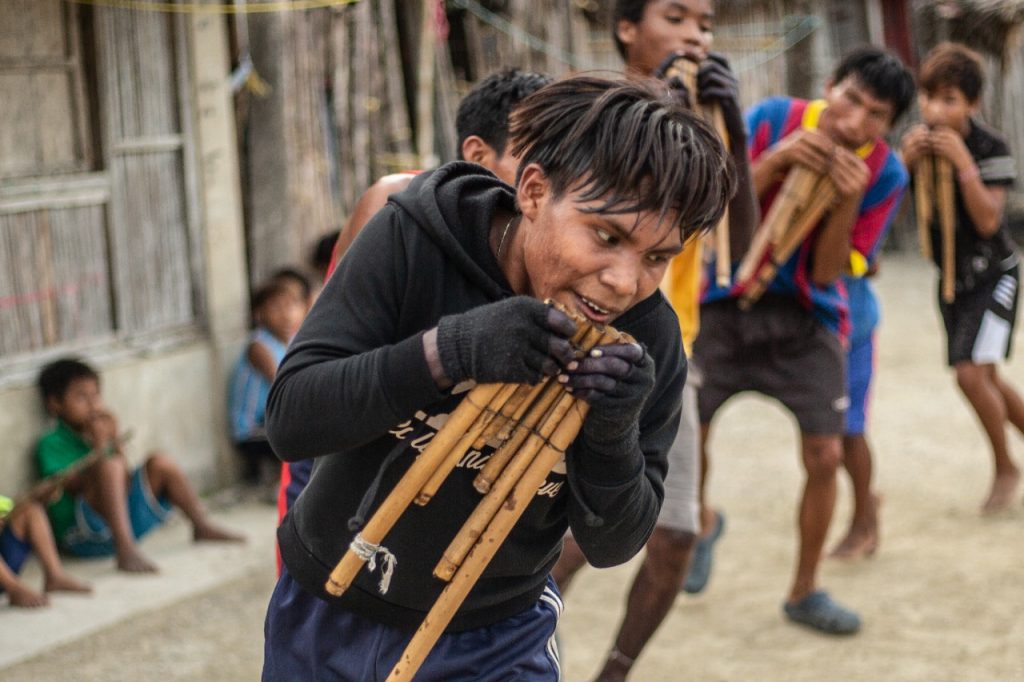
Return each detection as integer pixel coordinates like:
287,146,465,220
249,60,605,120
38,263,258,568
656,372,701,535
693,296,847,435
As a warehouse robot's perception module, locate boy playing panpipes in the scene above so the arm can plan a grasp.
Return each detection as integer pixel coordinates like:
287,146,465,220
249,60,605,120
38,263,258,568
901,43,1022,514
549,1,758,678
262,76,733,680
694,47,914,634
276,68,553,527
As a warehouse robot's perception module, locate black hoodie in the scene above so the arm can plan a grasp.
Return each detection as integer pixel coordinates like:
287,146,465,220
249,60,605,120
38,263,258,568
268,163,686,631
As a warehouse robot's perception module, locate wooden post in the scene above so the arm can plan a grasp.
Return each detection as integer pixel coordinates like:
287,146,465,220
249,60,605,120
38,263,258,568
416,0,438,169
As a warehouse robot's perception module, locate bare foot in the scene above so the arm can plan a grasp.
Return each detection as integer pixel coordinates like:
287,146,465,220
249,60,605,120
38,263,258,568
594,661,629,682
8,583,50,608
830,495,881,560
829,530,878,560
981,470,1020,515
116,547,159,573
193,522,246,543
45,572,93,594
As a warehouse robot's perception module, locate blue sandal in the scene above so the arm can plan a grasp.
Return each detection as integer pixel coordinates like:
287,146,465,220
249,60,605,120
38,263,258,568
783,590,861,635
682,511,725,594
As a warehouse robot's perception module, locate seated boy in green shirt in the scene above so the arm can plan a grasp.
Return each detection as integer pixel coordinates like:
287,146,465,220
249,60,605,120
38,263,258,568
36,358,244,573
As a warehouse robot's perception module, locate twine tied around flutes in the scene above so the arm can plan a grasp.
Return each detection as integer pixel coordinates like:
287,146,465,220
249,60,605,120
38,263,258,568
350,534,398,595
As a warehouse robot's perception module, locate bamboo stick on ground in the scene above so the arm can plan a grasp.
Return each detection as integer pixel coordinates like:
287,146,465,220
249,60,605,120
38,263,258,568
936,156,956,303
387,397,590,682
325,383,503,597
915,154,935,260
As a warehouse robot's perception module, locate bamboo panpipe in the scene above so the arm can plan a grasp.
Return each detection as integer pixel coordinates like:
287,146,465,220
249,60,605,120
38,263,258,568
325,303,615,599
734,165,832,309
936,156,956,303
325,298,633,680
325,382,505,596
474,324,605,493
665,56,732,285
471,382,538,450
734,167,821,286
440,327,610,578
387,395,592,682
914,154,935,260
433,385,578,582
739,174,837,308
415,382,519,505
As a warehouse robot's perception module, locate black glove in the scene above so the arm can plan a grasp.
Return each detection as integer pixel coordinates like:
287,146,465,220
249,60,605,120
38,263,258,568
436,297,577,386
562,342,656,449
697,52,746,144
654,51,696,109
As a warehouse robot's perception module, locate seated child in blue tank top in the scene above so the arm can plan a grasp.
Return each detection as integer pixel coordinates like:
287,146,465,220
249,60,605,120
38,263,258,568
228,280,306,484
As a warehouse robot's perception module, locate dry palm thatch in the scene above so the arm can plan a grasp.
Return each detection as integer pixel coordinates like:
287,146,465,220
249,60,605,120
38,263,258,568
916,0,1024,58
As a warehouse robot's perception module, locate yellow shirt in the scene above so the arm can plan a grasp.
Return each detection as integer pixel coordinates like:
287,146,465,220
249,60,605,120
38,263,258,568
660,238,703,357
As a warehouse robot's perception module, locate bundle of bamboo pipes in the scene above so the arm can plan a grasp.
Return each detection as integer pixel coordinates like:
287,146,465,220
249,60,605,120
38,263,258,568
663,56,732,286
324,301,632,682
734,165,837,309
914,153,956,303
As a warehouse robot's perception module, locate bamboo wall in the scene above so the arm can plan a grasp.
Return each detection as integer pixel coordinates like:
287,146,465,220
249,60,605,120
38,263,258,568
243,3,421,286
239,0,609,285
0,2,199,362
912,4,1024,220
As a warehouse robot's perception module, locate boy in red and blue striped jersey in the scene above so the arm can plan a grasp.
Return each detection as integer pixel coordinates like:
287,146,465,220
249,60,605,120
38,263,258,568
694,47,914,635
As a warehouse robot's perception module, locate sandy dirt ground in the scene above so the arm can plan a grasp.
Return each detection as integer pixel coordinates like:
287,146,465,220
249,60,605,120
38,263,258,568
4,255,1023,681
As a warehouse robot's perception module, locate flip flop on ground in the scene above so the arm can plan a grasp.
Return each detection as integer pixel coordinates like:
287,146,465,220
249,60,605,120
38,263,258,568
783,590,861,635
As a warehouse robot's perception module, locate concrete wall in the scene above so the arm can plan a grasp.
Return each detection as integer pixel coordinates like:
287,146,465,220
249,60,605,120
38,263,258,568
0,343,240,494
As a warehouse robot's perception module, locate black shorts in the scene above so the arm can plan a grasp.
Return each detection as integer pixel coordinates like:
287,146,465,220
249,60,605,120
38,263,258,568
693,296,847,434
940,264,1019,366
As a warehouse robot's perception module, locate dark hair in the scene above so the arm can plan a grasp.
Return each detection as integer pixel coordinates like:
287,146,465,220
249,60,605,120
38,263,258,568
252,280,298,317
38,358,99,402
270,267,312,301
832,46,916,123
508,76,734,241
309,231,340,272
611,0,649,60
456,68,553,159
919,42,985,103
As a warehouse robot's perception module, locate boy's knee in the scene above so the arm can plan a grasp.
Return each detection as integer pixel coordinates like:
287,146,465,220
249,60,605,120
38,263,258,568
648,527,697,563
95,454,128,478
955,363,984,392
802,435,842,476
144,452,177,475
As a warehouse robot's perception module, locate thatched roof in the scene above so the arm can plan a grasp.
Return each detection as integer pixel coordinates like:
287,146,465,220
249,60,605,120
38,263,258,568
916,0,1024,58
